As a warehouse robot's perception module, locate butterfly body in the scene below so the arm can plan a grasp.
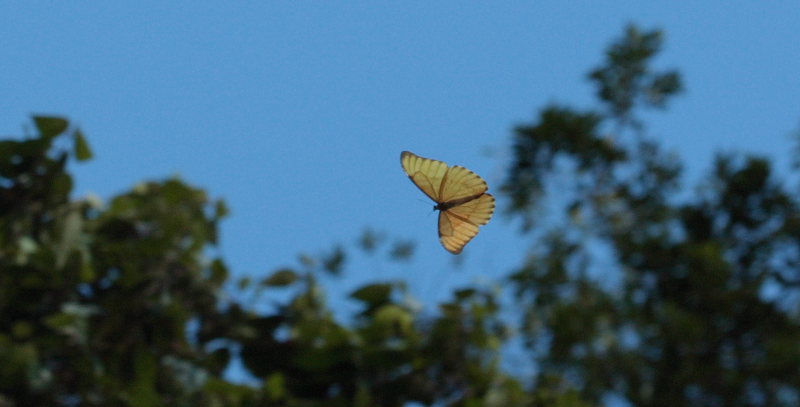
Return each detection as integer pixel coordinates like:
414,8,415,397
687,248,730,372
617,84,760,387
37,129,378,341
400,151,495,254
433,192,484,212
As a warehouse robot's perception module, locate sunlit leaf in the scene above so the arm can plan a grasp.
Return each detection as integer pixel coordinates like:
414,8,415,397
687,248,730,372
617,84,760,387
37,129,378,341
55,209,83,270
374,304,413,333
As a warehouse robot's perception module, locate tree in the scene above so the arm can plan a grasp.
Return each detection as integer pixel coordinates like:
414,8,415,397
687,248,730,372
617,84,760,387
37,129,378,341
0,117,241,406
504,24,800,406
4,23,799,407
0,118,524,406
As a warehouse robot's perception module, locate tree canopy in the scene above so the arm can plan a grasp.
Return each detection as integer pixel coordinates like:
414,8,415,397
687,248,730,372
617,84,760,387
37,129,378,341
2,24,799,407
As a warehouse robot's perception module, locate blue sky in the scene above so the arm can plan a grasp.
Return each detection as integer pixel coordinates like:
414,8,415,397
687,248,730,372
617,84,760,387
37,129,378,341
3,2,799,329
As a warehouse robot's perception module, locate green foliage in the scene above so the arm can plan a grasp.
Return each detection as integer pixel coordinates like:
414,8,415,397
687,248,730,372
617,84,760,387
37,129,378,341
588,24,683,123
504,25,800,406
0,117,526,406
0,117,236,406
4,22,797,407
234,269,520,407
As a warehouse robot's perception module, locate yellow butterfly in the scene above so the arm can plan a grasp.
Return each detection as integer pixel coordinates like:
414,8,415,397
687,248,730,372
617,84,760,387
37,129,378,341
400,151,495,254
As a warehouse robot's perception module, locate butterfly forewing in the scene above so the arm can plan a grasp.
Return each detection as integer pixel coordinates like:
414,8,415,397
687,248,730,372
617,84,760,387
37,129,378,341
438,165,488,203
401,151,448,202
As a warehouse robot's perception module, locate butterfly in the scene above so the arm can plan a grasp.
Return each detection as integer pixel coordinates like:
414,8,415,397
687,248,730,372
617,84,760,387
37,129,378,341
400,151,495,254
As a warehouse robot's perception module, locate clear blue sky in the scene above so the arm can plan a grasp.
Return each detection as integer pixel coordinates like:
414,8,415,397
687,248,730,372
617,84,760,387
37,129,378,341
3,3,799,327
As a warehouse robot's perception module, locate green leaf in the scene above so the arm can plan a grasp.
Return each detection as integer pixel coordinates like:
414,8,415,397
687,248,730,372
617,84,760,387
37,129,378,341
79,261,96,283
12,322,33,339
129,351,159,406
209,259,228,285
214,200,229,218
350,283,393,306
374,304,413,333
322,245,346,275
264,373,286,400
73,129,93,161
14,236,37,265
455,288,477,301
261,269,298,287
358,228,383,252
51,172,73,199
55,209,83,270
33,116,68,141
390,240,415,260
354,384,372,407
237,277,251,290
439,303,461,316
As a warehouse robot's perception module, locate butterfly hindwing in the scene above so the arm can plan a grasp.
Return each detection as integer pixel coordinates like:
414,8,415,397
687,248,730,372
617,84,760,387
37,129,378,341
438,210,480,254
446,193,495,226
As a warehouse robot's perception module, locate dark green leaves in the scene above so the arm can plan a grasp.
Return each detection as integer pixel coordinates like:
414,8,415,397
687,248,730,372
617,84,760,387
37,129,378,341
503,23,800,407
262,268,298,287
350,283,393,307
588,24,683,121
33,116,68,140
0,116,242,406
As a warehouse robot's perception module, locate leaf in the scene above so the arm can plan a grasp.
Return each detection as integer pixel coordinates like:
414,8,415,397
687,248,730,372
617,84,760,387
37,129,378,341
354,384,372,407
44,303,97,346
322,246,345,275
33,116,68,141
261,269,298,287
129,351,159,406
265,373,286,400
358,228,383,252
439,303,461,316
214,200,229,218
51,172,73,199
374,304,413,333
78,261,96,284
389,240,415,260
73,129,93,161
12,322,33,339
55,209,83,270
350,283,393,307
209,259,228,285
455,288,477,301
14,236,37,265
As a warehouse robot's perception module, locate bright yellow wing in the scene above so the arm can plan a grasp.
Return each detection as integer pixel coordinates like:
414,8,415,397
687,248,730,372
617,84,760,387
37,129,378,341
439,165,488,203
400,151,448,202
438,210,480,254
